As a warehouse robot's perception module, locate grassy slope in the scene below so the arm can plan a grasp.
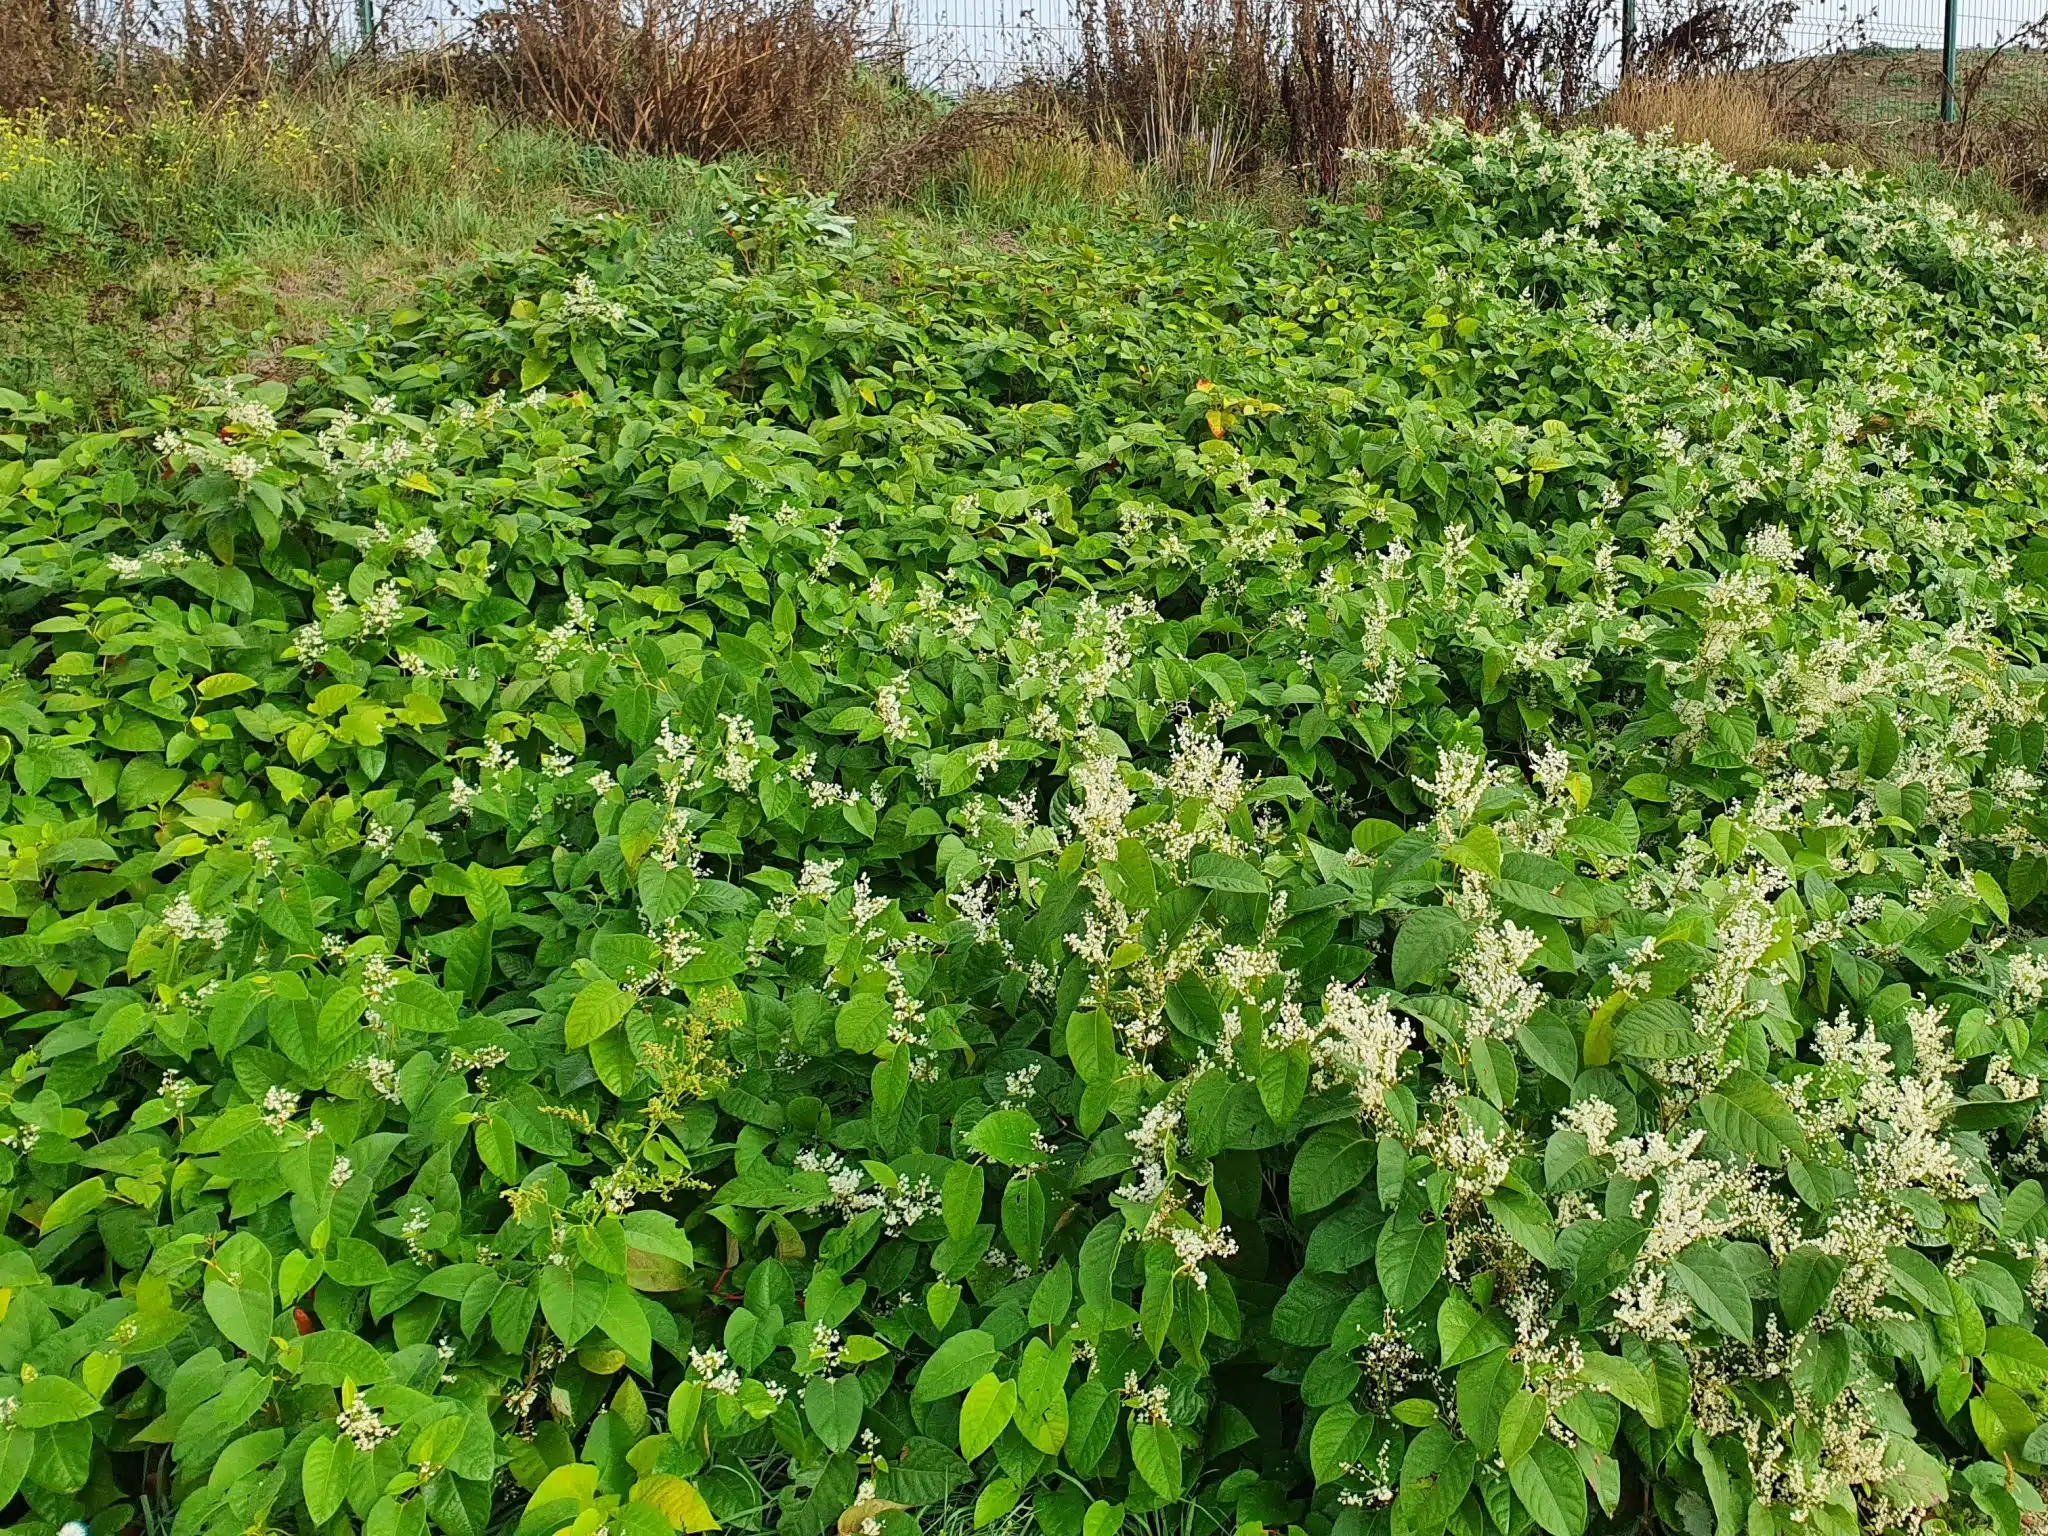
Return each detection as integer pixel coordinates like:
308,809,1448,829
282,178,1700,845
0,95,736,420
0,87,2028,428
0,89,1307,427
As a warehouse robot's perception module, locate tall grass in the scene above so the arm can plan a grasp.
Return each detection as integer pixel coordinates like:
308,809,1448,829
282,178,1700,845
1594,73,1780,164
0,90,745,275
0,91,726,416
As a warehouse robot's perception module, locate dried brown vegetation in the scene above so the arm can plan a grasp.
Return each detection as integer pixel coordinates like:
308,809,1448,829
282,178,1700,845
462,0,864,157
1596,72,1781,164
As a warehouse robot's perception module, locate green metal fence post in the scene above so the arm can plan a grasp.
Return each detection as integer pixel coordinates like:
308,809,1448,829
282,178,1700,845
357,0,376,52
1621,0,1636,78
1940,0,1960,123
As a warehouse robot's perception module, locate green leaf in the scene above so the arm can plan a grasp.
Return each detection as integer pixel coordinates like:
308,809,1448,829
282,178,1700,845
475,1118,519,1184
837,993,890,1053
959,1373,1016,1460
0,1430,32,1509
805,1372,866,1454
302,1435,356,1524
913,1329,997,1402
1671,1246,1754,1345
1612,999,1705,1060
1859,709,1902,780
539,1265,607,1346
1888,1247,1956,1318
409,1414,466,1470
599,1278,652,1365
1127,1419,1183,1500
1437,1291,1508,1368
1291,1124,1373,1214
1700,1067,1807,1164
965,1109,1044,1166
1378,1211,1448,1313
1002,1174,1048,1267
1189,851,1267,894
1777,1246,1845,1332
40,1176,108,1231
1309,1404,1366,1484
18,1375,101,1427
1067,1009,1117,1084
570,335,610,390
975,1479,1022,1529
1975,870,2011,924
943,1161,984,1243
1081,1500,1123,1536
566,981,635,1047
1508,1436,1588,1536
1394,908,1471,990
1257,1044,1309,1125
1393,1424,1476,1536
205,1232,275,1360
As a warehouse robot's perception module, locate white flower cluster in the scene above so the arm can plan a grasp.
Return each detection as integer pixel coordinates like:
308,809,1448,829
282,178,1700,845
689,1346,743,1395
794,1147,938,1235
1421,745,1495,836
161,893,228,948
716,714,763,790
1164,1221,1237,1287
1310,984,1410,1126
106,538,189,581
360,1054,403,1104
261,1086,299,1133
874,675,915,743
559,272,630,329
1120,1372,1173,1426
534,591,596,667
335,1398,395,1451
360,580,404,637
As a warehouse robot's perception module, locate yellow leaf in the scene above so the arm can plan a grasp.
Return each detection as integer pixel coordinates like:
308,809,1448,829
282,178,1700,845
836,1499,906,1536
530,1464,600,1513
197,672,257,699
634,1474,720,1533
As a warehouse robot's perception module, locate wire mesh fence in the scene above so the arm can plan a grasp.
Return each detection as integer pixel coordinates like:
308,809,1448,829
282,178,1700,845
873,0,2048,132
1758,0,2048,137
16,0,2048,164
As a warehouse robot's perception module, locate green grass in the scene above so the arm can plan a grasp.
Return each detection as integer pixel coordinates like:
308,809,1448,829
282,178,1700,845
0,89,1309,424
0,92,733,420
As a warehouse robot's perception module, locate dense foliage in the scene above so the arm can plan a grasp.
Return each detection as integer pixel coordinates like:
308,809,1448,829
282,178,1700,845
9,119,2048,1536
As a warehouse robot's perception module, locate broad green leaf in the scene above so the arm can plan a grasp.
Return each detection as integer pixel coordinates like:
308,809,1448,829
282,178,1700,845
913,1330,997,1402
959,1372,1016,1460
1393,908,1471,990
805,1372,866,1454
566,981,635,1048
1508,1436,1588,1536
1777,1246,1845,1333
1378,1210,1448,1313
1127,1419,1182,1500
205,1232,276,1361
539,1265,607,1346
1291,1123,1373,1214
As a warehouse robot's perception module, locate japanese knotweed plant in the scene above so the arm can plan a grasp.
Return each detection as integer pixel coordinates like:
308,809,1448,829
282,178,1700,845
7,118,2048,1536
